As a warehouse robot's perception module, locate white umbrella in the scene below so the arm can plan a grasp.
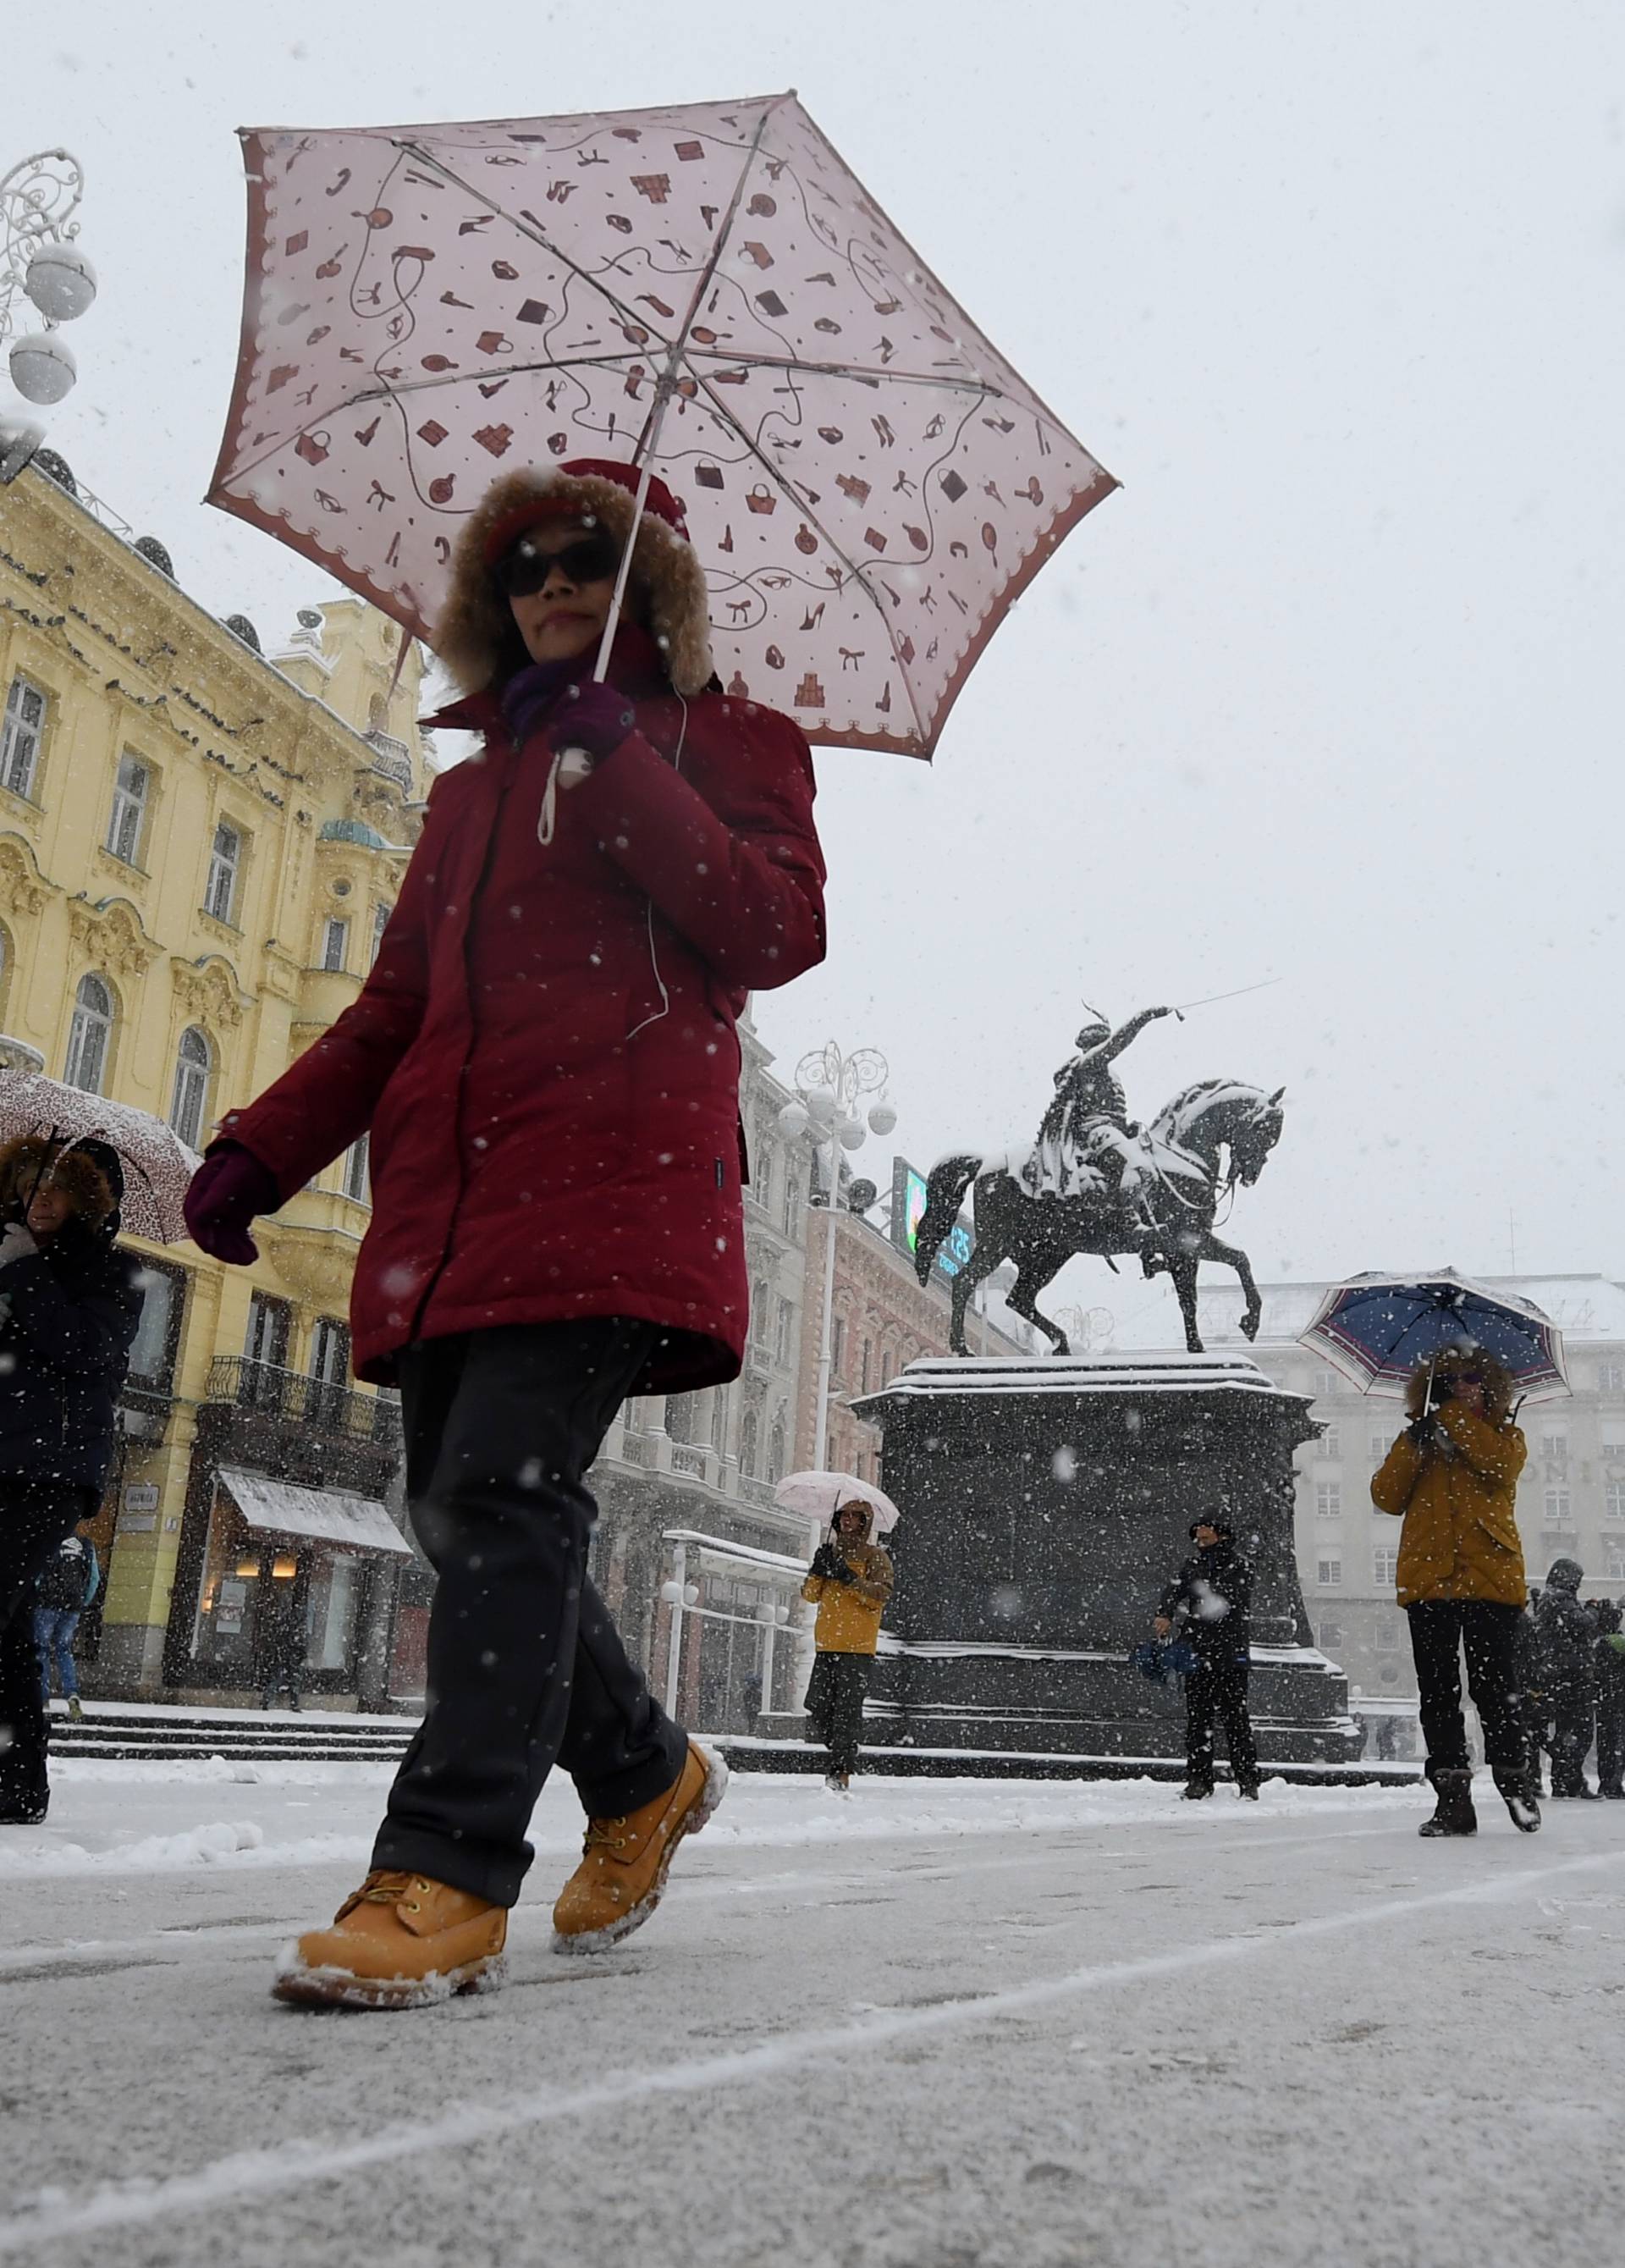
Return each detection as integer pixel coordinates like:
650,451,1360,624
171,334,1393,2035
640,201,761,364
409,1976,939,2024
774,1470,900,1537
0,1073,201,1244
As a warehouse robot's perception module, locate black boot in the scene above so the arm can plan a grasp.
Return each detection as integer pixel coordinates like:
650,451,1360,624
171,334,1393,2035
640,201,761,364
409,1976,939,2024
1418,1767,1478,1837
1493,1768,1541,1834
1181,1780,1214,1801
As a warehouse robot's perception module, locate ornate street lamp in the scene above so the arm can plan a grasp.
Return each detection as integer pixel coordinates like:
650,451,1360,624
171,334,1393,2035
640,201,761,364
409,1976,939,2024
778,1042,895,1471
1,149,96,482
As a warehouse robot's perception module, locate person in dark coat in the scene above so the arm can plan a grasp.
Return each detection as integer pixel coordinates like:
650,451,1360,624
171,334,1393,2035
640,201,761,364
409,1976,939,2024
185,458,827,2008
257,1579,306,1713
1534,1559,1600,1798
34,1520,100,1719
1592,1600,1625,1801
0,1137,141,1824
1154,1515,1260,1800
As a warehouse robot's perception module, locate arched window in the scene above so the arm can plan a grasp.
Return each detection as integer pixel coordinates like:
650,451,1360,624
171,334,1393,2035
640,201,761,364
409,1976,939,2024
64,974,113,1094
169,1026,212,1148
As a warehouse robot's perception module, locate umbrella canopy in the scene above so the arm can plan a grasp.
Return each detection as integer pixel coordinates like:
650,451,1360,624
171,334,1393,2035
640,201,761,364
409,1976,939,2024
1299,1270,1569,1403
774,1469,900,1537
208,93,1117,756
0,1073,201,1244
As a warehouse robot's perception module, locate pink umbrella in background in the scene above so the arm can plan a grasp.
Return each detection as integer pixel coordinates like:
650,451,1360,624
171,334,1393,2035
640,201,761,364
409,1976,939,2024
208,92,1117,756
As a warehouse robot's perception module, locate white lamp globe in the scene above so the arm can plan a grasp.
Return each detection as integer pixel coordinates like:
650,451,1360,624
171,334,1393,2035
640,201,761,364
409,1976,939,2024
776,1099,809,1140
659,1580,684,1606
867,1099,898,1137
757,1602,778,1625
24,245,98,323
776,1603,791,1625
9,332,77,406
805,1089,837,1128
684,1582,701,1608
837,1113,867,1151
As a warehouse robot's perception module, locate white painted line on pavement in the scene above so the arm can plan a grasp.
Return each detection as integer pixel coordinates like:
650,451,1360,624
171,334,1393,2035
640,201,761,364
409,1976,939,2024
2,1842,1620,2253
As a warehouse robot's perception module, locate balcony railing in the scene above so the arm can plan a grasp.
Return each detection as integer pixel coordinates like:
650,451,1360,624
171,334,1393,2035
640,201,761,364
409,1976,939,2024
205,1358,401,1448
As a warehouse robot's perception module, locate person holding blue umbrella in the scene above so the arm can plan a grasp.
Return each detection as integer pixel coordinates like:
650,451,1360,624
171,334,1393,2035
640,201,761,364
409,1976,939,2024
1371,1347,1540,1836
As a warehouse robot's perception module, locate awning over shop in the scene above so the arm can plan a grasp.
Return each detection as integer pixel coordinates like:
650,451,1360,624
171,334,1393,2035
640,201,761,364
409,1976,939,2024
216,1467,412,1557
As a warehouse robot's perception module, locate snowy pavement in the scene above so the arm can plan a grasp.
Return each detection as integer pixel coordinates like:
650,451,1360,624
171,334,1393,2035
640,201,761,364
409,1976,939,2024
3,1765,1623,2267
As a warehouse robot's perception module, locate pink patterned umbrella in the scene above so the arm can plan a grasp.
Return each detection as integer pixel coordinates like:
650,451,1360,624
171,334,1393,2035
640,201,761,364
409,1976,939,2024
208,93,1116,756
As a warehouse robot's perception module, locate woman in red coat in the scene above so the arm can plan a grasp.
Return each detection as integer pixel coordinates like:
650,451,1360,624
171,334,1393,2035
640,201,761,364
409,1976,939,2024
187,460,826,2006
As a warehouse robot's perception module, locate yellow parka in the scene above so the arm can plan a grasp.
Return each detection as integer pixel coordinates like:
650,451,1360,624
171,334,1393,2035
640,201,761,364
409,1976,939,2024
801,1540,894,1655
1370,1400,1528,1608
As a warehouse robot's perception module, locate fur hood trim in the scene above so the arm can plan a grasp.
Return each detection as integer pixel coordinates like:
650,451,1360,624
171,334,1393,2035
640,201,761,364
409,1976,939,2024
435,465,715,698
1403,1344,1516,1425
0,1135,119,1227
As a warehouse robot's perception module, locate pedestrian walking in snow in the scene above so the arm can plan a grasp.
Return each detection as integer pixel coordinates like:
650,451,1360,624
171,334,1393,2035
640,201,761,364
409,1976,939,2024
1372,1349,1540,1835
34,1521,100,1720
0,1138,140,1824
1154,1516,1260,1800
185,458,826,2006
1533,1558,1599,1798
1592,1600,1625,1800
802,1500,895,1792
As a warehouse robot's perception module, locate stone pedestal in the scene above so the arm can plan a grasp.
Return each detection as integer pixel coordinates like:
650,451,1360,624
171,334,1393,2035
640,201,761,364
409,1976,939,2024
845,1353,1360,1768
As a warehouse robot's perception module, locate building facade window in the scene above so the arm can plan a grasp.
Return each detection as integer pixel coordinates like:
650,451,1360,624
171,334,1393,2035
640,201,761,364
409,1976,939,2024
1543,1487,1572,1525
1600,1364,1624,1394
1540,1433,1568,1465
830,1316,846,1380
1319,1425,1341,1460
343,1133,371,1204
205,822,242,924
768,1412,786,1484
665,1393,697,1445
1369,1429,1392,1461
64,974,113,1094
739,1410,758,1478
1373,1548,1399,1588
1609,1543,1625,1581
1316,1558,1342,1588
370,901,392,967
1605,1480,1625,1520
780,1169,799,1239
709,1387,729,1454
322,915,350,972
106,753,151,865
1318,1620,1344,1647
775,1298,796,1367
127,1259,187,1392
169,1026,212,1149
1,675,46,799
1314,1482,1341,1520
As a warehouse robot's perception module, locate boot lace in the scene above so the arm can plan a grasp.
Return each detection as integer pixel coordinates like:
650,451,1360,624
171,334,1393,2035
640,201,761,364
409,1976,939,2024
581,1815,631,1859
339,1870,434,1918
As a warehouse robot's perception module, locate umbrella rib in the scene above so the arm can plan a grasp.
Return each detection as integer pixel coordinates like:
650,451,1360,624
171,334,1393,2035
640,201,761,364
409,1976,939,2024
681,361,938,746
683,349,1009,395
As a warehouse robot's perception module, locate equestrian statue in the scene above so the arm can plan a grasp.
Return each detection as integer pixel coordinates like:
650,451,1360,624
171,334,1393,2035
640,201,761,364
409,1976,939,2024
913,1001,1285,1356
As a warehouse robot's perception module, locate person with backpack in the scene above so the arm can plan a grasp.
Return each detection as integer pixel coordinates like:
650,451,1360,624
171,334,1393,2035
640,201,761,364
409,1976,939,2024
0,1137,141,1824
1534,1558,1600,1798
1154,1515,1261,1801
34,1522,100,1720
1372,1348,1540,1835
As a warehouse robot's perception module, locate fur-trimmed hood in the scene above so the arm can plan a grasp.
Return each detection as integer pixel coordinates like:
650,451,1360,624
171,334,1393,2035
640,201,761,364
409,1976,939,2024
1403,1345,1516,1425
435,463,716,699
0,1134,120,1230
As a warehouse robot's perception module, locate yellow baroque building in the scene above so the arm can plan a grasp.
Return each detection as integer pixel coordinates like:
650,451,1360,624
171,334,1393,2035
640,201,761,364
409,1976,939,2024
0,453,432,1707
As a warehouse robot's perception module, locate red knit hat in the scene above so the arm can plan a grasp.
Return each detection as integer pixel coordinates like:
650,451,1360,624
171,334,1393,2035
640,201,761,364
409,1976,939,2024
481,458,692,565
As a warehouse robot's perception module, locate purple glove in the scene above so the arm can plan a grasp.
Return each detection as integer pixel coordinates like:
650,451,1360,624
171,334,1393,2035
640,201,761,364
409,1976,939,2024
185,1142,282,1266
549,679,640,762
500,658,577,749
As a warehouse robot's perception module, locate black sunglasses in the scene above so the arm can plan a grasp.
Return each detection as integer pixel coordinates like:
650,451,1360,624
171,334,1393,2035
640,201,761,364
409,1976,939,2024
494,527,623,599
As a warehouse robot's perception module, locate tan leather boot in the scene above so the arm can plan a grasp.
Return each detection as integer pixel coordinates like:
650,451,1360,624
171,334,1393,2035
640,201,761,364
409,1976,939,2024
273,1871,509,2009
553,1741,727,1952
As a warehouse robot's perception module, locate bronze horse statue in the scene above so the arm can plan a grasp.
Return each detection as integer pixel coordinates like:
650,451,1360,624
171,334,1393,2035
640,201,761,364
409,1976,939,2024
913,1079,1286,1355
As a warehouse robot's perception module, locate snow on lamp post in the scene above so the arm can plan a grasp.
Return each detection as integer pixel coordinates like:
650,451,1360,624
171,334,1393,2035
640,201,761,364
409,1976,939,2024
778,1042,894,1474
0,149,96,483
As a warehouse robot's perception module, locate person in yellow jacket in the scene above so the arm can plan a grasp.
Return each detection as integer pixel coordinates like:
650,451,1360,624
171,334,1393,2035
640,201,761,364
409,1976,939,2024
801,1499,895,1794
1371,1347,1540,1838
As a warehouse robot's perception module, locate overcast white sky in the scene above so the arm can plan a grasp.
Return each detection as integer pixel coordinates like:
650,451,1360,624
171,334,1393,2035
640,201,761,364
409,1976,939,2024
9,2,1624,1335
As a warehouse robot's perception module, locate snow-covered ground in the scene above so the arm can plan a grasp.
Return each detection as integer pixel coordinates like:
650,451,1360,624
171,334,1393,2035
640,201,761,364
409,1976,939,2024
2,1763,1622,2266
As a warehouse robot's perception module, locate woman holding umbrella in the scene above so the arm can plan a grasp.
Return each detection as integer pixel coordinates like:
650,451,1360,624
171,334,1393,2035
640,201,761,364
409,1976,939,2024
185,457,827,2006
1371,1347,1540,1837
802,1499,895,1794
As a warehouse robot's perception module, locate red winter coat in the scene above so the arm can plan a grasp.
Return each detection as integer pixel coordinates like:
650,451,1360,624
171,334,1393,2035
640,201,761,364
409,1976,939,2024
224,626,825,1394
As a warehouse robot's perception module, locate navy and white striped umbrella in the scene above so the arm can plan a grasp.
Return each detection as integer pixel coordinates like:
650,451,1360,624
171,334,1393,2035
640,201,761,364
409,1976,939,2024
1300,1270,1568,1402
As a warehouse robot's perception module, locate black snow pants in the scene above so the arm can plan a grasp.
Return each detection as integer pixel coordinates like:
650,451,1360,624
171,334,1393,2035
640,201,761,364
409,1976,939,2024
0,1479,96,1817
1185,1650,1259,1791
372,1320,688,1907
806,1650,870,1776
1547,1688,1597,1797
1406,1600,1525,1781
1596,1700,1624,1799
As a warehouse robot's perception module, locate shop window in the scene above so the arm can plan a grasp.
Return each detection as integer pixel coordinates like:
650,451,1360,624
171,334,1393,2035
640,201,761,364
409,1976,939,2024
1,674,47,799
305,1556,362,1673
64,973,114,1094
169,1026,212,1149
